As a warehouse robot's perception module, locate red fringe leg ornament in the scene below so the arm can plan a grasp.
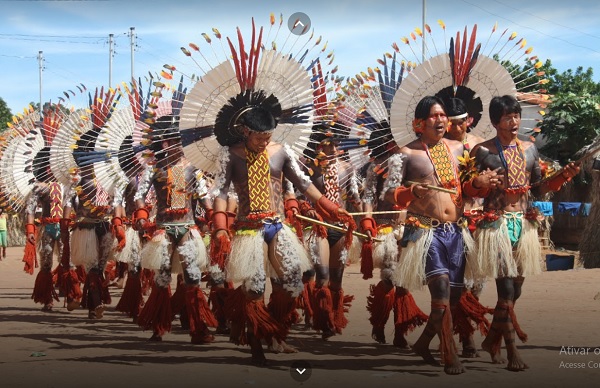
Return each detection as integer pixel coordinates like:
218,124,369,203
332,288,354,333
451,290,493,343
267,288,297,338
224,286,285,346
32,270,59,306
312,286,335,335
432,302,459,367
394,287,428,334
297,280,315,324
115,272,143,318
359,217,377,279
209,284,234,327
58,218,82,308
315,196,357,250
185,286,217,344
81,270,108,313
23,223,37,275
137,284,173,337
170,275,187,321
104,261,117,283
506,302,528,343
140,269,154,295
367,281,395,333
209,211,231,271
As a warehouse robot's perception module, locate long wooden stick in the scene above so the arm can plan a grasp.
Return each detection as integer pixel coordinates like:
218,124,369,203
531,142,600,187
348,210,405,216
296,214,383,242
405,181,458,195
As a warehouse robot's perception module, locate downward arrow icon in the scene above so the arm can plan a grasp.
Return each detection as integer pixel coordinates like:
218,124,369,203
296,368,306,375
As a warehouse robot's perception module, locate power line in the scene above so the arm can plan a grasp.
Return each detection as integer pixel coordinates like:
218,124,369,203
492,0,600,41
459,0,600,55
0,33,105,39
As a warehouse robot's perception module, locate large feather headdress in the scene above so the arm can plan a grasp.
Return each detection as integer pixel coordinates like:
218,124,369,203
172,13,333,174
388,22,548,147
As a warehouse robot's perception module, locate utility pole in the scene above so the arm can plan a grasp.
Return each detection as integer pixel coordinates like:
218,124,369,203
108,33,114,88
38,51,44,115
129,27,136,82
422,0,426,62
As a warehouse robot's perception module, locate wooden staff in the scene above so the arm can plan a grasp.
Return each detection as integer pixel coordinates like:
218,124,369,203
296,214,383,242
531,140,600,188
405,181,458,195
348,210,405,216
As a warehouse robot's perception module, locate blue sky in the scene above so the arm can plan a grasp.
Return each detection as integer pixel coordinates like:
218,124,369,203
1,0,599,114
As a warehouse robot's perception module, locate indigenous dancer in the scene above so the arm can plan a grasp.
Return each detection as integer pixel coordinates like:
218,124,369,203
443,97,490,358
300,127,361,340
210,106,353,365
26,148,63,311
467,95,580,371
56,89,122,318
335,56,429,347
170,14,350,365
113,171,143,322
385,96,474,374
134,117,215,344
361,128,428,348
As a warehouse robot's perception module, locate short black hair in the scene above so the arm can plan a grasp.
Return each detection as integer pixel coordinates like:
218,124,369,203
238,106,277,132
489,95,521,125
446,97,467,118
414,95,446,120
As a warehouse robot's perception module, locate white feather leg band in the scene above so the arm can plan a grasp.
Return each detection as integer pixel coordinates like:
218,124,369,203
304,233,322,265
70,227,99,272
173,229,208,284
140,231,171,271
373,230,399,271
226,231,267,294
391,228,434,291
112,227,140,264
274,224,312,297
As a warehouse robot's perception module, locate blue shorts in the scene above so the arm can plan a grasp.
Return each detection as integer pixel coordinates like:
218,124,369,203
0,230,6,247
425,223,465,288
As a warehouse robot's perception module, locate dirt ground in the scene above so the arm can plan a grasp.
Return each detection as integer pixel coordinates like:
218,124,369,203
1,246,600,388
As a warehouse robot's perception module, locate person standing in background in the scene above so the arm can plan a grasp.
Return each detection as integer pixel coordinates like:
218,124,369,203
0,208,8,259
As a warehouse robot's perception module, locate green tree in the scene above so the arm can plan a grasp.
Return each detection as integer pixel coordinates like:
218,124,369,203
538,92,600,164
0,97,12,132
541,61,600,96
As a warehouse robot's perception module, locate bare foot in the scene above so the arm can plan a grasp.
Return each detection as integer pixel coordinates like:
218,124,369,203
41,304,53,312
372,327,386,344
506,349,529,371
94,304,105,319
191,333,215,344
66,299,80,311
412,342,441,366
249,335,268,366
215,325,231,335
393,331,411,349
481,336,506,364
149,333,162,342
461,346,480,358
322,328,335,341
444,355,466,375
269,340,298,354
